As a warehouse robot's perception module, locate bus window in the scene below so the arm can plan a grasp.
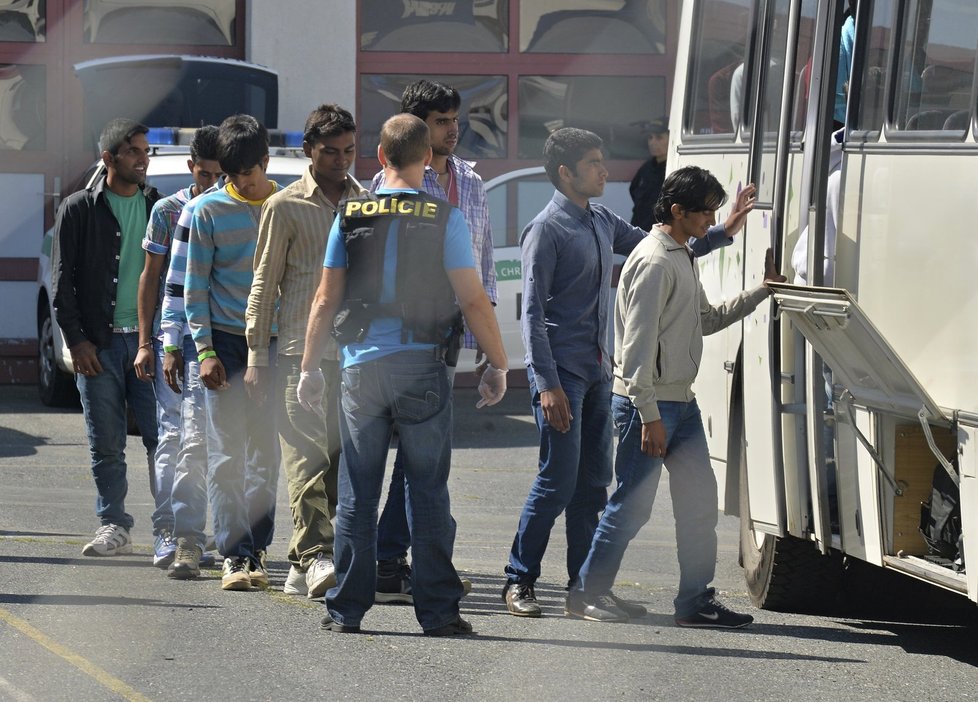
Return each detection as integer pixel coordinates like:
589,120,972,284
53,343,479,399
683,0,752,137
853,0,896,134
752,0,791,205
891,0,978,134
789,1,819,135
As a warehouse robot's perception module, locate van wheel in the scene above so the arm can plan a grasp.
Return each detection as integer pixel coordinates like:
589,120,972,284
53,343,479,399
38,304,79,408
738,429,843,613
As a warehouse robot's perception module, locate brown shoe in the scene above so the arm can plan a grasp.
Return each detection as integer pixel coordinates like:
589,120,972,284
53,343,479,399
504,582,542,617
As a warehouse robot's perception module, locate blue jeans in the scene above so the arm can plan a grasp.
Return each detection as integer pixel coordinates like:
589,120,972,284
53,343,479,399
155,335,210,547
205,330,279,558
376,367,457,562
575,396,719,617
76,332,159,530
505,369,612,587
327,351,463,631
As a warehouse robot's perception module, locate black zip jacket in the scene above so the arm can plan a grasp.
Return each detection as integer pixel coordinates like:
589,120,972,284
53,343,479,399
51,174,161,350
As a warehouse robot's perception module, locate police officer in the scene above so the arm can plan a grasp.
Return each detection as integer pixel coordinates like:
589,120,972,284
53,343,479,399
297,113,508,637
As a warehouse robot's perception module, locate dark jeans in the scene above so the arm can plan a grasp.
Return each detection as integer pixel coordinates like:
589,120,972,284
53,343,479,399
204,329,279,558
76,332,158,530
505,368,613,587
327,351,463,632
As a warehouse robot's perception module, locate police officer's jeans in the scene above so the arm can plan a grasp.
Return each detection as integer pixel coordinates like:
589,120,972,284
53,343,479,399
504,369,613,588
575,396,718,618
277,354,339,570
204,329,279,559
327,351,464,632
76,332,158,530
376,366,457,563
154,335,210,548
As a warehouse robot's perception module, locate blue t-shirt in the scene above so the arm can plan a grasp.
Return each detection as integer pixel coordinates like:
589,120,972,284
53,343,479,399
324,188,475,368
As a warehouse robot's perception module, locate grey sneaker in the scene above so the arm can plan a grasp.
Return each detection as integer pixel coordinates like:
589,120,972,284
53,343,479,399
82,524,132,557
305,554,336,600
167,537,202,580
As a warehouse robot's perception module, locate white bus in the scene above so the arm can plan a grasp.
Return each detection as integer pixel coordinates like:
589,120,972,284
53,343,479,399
671,0,978,610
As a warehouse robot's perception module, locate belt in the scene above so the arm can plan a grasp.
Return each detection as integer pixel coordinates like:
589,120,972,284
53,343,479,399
113,325,139,334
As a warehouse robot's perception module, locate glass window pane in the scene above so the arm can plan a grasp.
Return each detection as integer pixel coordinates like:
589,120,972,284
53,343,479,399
360,0,507,52
789,0,818,134
84,0,236,45
0,64,45,150
891,0,978,132
854,0,894,131
0,0,45,41
753,0,791,204
520,0,666,54
683,0,752,136
359,74,508,160
518,75,665,159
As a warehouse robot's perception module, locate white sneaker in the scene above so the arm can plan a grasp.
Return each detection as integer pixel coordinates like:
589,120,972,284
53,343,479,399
305,554,337,600
82,524,132,557
283,565,308,596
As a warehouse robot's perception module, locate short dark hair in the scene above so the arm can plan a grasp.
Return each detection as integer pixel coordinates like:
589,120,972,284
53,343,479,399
216,114,269,175
303,104,357,144
400,79,461,121
99,118,148,156
380,114,429,169
654,166,728,224
190,125,220,163
543,128,603,188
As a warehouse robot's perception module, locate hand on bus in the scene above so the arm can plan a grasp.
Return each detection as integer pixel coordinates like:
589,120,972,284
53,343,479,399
541,387,572,433
762,247,787,287
723,183,757,238
642,419,667,458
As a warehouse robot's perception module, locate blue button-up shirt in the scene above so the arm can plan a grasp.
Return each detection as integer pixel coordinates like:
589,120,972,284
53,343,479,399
520,190,732,391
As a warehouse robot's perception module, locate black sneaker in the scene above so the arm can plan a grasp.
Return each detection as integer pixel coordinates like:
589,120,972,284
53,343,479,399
376,557,412,604
565,591,628,623
675,595,753,629
424,615,474,637
320,613,361,634
503,582,542,617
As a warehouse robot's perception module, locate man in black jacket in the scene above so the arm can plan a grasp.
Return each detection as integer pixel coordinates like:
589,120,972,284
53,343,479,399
51,118,162,557
628,116,669,231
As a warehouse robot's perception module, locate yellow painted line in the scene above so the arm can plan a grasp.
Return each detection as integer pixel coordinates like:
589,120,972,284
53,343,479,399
0,607,152,702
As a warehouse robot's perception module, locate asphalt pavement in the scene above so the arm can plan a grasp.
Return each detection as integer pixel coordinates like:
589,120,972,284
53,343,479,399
1,383,977,702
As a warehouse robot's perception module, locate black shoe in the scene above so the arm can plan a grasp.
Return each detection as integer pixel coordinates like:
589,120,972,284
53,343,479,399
565,591,628,623
376,557,412,604
503,582,542,617
609,592,648,619
424,616,474,637
320,613,362,634
675,595,753,629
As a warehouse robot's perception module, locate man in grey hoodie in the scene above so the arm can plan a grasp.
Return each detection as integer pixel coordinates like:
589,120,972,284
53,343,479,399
568,166,785,628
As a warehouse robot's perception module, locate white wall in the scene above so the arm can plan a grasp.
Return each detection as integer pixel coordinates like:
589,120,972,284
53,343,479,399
246,1,358,133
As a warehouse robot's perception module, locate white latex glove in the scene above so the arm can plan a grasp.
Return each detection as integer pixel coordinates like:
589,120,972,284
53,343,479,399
477,364,507,408
297,369,326,418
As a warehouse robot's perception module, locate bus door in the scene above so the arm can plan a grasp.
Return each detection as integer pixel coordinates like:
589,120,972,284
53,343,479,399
739,0,808,539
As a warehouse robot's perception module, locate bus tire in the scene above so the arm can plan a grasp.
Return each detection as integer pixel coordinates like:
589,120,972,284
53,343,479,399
738,433,843,613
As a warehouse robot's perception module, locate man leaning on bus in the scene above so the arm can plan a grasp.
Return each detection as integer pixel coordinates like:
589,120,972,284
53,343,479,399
569,166,785,628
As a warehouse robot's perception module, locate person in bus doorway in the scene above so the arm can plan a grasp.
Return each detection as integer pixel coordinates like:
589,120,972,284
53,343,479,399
183,114,281,592
132,125,223,574
245,104,367,600
51,118,161,557
568,166,786,627
369,79,497,604
629,116,669,231
298,113,509,636
503,129,752,617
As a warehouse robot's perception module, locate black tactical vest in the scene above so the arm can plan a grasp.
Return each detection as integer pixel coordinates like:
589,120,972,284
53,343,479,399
333,191,463,349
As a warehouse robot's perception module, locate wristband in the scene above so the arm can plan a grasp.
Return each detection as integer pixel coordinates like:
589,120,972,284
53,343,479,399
163,345,179,353
138,341,153,350
198,350,217,362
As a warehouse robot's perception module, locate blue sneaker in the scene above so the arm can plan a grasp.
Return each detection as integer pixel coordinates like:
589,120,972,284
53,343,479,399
153,531,177,568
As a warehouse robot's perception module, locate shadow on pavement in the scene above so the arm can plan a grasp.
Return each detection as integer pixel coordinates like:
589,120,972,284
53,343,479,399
0,593,219,609
0,426,48,458
0,554,153,568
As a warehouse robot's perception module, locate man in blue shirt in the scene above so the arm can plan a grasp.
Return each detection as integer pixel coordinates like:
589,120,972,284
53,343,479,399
503,127,751,617
298,114,508,636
